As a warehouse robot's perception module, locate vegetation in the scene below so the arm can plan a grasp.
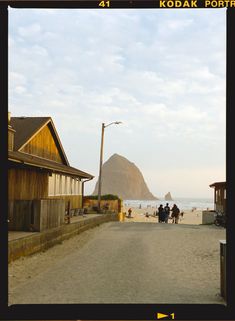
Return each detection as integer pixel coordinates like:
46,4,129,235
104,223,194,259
85,194,121,200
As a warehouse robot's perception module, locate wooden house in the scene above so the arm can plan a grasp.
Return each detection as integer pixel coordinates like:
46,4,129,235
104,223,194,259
8,114,94,231
209,181,226,214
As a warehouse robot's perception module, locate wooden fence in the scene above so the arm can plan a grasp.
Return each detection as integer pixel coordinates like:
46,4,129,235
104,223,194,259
83,198,122,213
8,199,65,232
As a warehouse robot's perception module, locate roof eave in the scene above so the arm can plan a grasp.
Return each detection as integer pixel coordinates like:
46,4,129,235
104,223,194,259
9,156,94,180
209,181,226,188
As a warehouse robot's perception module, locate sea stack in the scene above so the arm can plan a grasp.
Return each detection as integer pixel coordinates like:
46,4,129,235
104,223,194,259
92,153,158,200
165,192,173,201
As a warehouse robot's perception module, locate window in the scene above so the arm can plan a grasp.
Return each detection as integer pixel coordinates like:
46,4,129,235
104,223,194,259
48,174,55,196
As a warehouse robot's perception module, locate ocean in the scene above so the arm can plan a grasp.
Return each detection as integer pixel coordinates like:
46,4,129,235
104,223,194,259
123,198,214,211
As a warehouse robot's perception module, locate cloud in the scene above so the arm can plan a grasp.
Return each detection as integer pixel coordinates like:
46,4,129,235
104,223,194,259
18,23,42,38
9,8,226,197
167,18,193,30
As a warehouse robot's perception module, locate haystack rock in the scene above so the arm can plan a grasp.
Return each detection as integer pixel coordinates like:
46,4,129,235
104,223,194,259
92,153,158,200
165,192,173,201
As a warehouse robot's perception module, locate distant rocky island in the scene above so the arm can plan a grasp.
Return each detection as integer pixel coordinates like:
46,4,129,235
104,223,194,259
92,153,158,200
165,192,173,201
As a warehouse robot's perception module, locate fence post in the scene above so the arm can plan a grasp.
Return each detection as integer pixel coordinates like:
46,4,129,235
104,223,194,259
220,240,226,300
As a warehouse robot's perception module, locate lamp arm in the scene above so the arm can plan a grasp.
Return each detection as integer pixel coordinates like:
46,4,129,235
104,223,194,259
104,122,116,128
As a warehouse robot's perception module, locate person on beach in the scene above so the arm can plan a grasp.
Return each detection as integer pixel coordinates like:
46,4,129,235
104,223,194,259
127,208,132,218
171,204,180,224
164,203,170,223
158,204,164,223
179,211,184,222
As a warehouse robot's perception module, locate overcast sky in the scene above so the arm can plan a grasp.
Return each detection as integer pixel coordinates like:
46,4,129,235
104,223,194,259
9,8,226,199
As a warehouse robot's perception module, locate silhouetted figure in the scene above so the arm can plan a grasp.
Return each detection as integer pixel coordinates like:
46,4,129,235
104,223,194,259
158,204,164,223
171,204,180,224
128,208,132,218
164,203,170,223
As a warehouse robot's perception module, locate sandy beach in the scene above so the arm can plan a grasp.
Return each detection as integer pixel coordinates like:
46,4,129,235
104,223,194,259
123,205,204,225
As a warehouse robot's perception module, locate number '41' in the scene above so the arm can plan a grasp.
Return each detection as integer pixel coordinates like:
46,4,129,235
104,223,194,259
99,0,110,7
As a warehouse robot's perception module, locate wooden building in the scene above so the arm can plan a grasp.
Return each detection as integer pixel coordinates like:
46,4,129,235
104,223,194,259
209,181,226,214
8,114,94,231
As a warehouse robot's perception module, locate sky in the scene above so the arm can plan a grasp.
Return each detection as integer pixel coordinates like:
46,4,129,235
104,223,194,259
9,7,226,199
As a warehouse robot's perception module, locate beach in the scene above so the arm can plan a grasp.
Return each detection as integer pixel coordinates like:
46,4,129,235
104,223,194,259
123,205,204,225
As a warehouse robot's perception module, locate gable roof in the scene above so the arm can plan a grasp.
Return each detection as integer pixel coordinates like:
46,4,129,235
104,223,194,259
10,117,69,165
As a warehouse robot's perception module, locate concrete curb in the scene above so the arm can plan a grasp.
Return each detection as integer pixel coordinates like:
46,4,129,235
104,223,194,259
8,213,118,262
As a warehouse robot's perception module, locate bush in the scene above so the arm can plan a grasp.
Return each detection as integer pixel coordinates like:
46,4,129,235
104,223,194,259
85,194,121,200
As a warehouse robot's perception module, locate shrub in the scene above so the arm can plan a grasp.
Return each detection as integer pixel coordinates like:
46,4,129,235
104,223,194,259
85,194,121,200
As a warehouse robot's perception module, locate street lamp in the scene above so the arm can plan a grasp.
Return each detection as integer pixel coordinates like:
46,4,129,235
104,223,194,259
97,121,122,212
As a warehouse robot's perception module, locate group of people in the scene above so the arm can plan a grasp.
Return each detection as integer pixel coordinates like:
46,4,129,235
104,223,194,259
158,203,181,224
126,204,182,223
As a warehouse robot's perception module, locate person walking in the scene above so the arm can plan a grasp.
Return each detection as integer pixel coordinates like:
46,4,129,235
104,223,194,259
158,204,164,223
164,203,170,223
128,208,132,218
171,204,180,224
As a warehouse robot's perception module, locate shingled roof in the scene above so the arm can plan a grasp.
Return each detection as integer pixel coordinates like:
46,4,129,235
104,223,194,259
10,117,50,150
9,116,94,179
10,116,69,165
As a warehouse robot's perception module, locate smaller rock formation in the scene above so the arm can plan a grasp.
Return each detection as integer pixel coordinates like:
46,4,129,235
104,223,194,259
165,192,173,201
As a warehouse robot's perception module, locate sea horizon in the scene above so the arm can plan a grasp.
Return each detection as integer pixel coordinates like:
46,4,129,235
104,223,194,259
123,197,214,211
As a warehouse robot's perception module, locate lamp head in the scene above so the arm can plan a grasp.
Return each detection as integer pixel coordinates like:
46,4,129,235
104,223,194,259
104,121,123,128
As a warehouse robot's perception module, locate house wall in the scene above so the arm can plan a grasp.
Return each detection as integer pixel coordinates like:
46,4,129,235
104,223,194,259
48,195,82,210
48,173,83,209
8,168,48,200
9,168,83,206
48,173,82,196
20,124,64,163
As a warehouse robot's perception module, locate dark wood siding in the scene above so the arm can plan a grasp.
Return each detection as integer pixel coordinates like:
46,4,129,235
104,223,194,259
215,187,226,213
21,124,64,163
8,168,48,200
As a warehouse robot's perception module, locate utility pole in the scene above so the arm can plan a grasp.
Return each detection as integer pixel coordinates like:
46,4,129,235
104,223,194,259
97,121,122,212
97,123,105,212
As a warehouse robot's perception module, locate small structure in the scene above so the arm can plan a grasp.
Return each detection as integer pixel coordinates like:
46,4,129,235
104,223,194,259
209,181,226,214
8,114,94,232
201,181,226,225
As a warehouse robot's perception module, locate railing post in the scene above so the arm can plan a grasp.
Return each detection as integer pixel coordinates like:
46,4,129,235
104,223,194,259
220,240,226,300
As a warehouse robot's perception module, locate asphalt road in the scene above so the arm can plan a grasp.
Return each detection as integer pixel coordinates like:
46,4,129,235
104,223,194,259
9,221,226,304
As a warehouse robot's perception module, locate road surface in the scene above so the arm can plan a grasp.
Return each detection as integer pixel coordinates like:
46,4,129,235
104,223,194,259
9,221,226,304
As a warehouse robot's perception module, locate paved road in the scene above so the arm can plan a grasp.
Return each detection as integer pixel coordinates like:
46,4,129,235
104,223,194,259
9,222,226,304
